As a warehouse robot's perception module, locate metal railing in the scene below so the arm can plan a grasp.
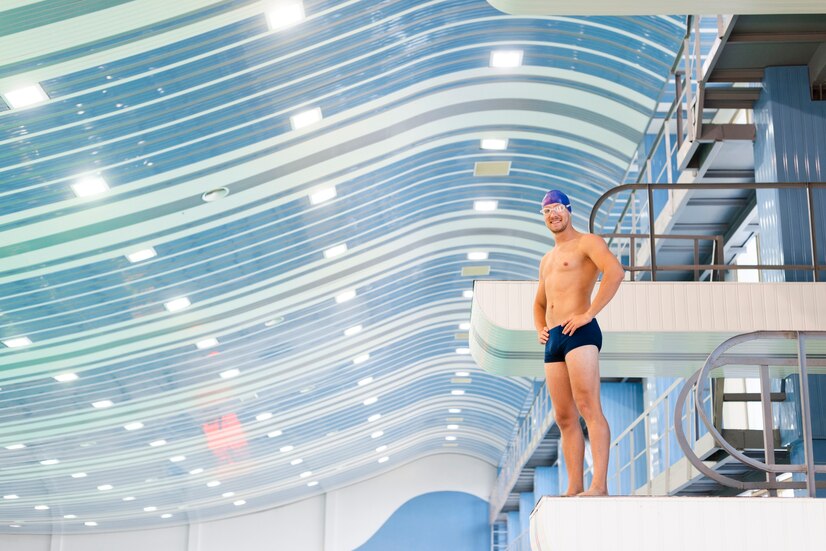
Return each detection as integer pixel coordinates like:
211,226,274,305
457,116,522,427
489,383,554,522
675,331,826,495
582,379,712,496
589,182,826,282
506,529,531,551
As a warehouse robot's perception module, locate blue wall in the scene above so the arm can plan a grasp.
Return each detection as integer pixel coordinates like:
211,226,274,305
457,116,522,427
356,491,489,551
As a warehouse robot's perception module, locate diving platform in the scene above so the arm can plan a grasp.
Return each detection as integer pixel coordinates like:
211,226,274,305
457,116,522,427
470,281,826,378
530,496,826,550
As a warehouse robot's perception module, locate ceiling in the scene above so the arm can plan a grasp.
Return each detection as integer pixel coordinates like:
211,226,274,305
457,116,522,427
0,0,683,533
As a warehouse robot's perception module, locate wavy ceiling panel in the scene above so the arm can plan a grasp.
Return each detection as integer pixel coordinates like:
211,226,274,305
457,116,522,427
0,0,683,532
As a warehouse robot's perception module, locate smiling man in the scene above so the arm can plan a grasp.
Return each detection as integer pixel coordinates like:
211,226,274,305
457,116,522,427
533,189,625,496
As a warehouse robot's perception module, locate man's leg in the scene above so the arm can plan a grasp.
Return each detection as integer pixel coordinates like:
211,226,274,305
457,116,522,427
544,361,584,496
565,345,610,496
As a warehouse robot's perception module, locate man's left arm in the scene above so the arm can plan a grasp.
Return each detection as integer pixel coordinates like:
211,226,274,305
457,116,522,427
561,234,625,335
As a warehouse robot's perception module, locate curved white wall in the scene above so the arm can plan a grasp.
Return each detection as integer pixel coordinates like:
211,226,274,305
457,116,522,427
0,453,496,551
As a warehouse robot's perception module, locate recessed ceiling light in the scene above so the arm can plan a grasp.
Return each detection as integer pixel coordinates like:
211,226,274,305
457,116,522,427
335,289,356,303
143,506,157,512
280,445,294,453
3,495,19,500
201,187,229,202
463,290,474,299
448,408,462,414
264,317,284,327
189,468,204,475
3,337,32,348
71,473,87,479
196,338,218,350
268,430,283,438
376,445,388,453
124,422,144,431
368,414,381,422
357,377,373,386
378,456,390,463
370,431,384,439
206,481,221,488
126,248,157,263
459,323,471,331
473,200,499,211
290,458,303,466
161,514,172,519
92,400,113,409
123,497,136,502
307,481,319,487
467,252,488,261
265,1,305,30
222,492,235,498
71,176,109,198
447,424,459,430
149,440,167,447
256,412,273,422
97,485,113,491
85,522,98,527
53,372,79,382
169,456,186,463
64,514,77,519
299,386,315,394
309,186,336,205
480,138,509,151
490,49,523,68
455,371,470,377
353,353,370,365
451,390,465,396
344,325,362,337
219,369,240,379
446,436,457,441
323,243,348,259
363,397,378,406
3,84,48,108
234,500,246,506
164,297,190,312
290,107,322,130
456,347,470,355
299,471,312,478
40,459,59,465
5,444,26,450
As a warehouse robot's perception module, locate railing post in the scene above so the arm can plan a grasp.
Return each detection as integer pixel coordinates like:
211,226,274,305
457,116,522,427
759,364,778,496
644,415,653,495
796,334,818,497
806,183,820,282
664,394,671,493
629,426,637,492
647,185,657,281
675,72,684,149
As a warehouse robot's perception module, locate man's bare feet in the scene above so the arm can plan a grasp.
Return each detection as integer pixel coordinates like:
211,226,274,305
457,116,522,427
576,488,608,497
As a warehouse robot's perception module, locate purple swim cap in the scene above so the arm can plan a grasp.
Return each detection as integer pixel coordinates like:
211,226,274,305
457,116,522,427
541,190,572,212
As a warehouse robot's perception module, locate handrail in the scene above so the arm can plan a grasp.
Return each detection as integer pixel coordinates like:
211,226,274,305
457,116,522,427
589,182,826,281
674,331,826,495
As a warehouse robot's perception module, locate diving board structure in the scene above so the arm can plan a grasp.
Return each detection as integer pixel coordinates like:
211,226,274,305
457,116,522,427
470,281,826,378
530,496,826,550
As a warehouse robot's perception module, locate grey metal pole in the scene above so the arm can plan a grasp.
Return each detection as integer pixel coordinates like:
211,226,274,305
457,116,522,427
796,334,818,496
759,365,778,496
806,184,820,282
648,185,657,281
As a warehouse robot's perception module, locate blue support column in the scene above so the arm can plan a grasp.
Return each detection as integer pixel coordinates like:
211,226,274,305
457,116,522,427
600,382,645,494
533,466,559,503
506,511,521,545
753,65,826,496
518,492,534,539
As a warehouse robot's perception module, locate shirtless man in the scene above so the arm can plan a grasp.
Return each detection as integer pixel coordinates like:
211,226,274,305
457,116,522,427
533,190,624,496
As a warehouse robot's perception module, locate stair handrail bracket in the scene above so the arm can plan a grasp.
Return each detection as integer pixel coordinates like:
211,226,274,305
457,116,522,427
675,330,826,495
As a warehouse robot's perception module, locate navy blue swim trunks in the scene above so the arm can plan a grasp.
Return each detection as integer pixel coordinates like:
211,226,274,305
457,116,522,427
544,319,602,363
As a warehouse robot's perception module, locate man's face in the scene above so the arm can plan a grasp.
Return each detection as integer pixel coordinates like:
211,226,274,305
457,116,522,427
541,203,569,233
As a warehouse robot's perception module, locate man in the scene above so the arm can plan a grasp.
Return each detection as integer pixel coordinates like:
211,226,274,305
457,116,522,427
533,189,624,496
